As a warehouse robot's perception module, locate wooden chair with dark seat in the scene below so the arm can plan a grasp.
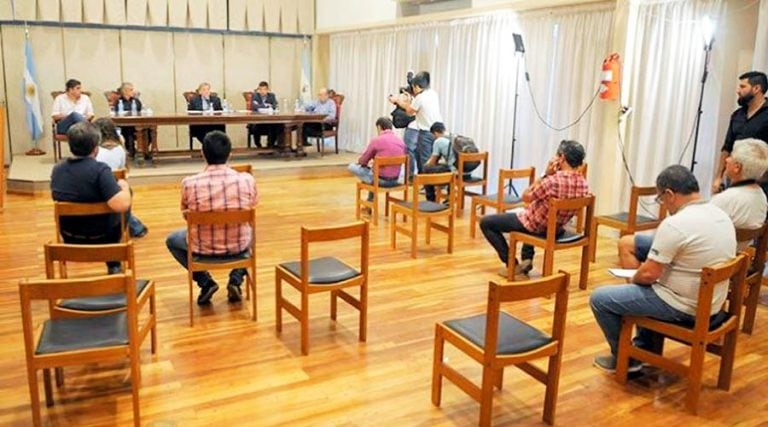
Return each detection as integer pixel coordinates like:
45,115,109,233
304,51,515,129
242,91,258,148
470,167,535,238
456,151,489,217
355,155,409,226
275,221,369,355
184,207,257,326
51,90,92,162
589,185,666,262
735,225,768,334
53,201,128,244
507,195,595,290
615,253,749,414
20,272,143,426
308,93,345,156
182,90,219,151
432,271,570,426
390,172,455,258
230,163,252,175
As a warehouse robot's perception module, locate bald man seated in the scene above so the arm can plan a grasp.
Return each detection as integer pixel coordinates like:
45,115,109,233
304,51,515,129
301,88,337,147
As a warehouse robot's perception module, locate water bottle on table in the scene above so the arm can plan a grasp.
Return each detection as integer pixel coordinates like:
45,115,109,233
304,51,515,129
130,99,138,115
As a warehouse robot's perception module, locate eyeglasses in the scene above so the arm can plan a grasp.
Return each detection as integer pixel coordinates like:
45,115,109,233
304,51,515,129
654,190,669,204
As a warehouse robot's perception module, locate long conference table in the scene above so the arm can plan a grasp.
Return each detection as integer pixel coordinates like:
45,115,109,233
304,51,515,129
111,111,328,166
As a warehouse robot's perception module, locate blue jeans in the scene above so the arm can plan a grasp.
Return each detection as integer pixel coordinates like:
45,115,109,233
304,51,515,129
348,163,401,201
590,284,695,356
56,112,87,134
634,234,654,262
165,229,248,287
127,214,146,237
403,127,419,177
415,129,435,174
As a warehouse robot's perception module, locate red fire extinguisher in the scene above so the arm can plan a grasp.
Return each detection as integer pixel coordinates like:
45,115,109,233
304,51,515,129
600,53,621,101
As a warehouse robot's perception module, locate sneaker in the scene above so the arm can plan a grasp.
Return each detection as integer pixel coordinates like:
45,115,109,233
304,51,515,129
227,281,243,303
593,355,642,374
497,267,511,279
197,281,219,305
515,259,534,275
131,226,149,238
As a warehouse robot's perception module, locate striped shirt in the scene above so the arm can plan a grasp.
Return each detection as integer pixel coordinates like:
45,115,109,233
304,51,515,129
181,165,258,254
518,170,589,234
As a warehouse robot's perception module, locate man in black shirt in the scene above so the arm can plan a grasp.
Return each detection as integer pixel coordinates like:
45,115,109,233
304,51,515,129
50,122,132,273
712,71,768,193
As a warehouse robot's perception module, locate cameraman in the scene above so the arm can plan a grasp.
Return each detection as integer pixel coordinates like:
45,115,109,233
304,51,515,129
389,71,443,175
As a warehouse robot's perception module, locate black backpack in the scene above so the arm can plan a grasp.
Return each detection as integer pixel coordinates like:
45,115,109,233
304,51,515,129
391,106,415,129
452,135,480,173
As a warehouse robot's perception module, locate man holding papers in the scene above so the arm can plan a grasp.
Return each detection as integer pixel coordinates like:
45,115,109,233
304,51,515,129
590,166,736,373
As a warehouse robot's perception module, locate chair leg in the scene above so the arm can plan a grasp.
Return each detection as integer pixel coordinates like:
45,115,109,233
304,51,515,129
615,319,633,384
359,282,368,342
188,272,194,327
27,367,42,427
249,272,257,321
685,343,706,414
479,367,496,427
589,222,599,263
717,330,738,390
495,368,504,390
425,218,432,245
579,244,590,290
470,201,478,239
543,250,554,277
275,273,283,333
372,192,379,227
330,290,338,320
300,293,310,355
55,367,64,387
742,280,760,334
411,214,418,259
130,345,141,426
542,353,563,425
447,212,454,254
507,237,517,281
355,186,362,221
431,325,445,406
390,211,397,249
150,292,158,353
43,369,53,407
335,135,339,154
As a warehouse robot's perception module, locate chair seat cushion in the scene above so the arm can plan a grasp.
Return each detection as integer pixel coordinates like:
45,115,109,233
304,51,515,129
57,279,151,311
556,229,585,244
669,310,731,331
444,312,553,355
280,256,360,284
477,193,522,205
462,175,484,183
394,200,449,213
602,212,658,224
36,312,128,355
192,250,251,263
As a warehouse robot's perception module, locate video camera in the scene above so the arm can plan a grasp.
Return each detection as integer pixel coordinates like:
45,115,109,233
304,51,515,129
399,70,415,96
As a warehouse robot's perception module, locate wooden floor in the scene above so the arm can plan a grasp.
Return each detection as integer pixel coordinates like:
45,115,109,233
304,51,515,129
1,167,767,426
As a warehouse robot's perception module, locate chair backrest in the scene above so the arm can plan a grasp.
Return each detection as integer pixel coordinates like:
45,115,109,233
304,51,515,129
183,91,219,104
372,155,408,184
53,201,128,243
44,242,135,279
113,168,127,181
483,271,570,361
691,253,748,339
230,163,253,174
104,90,120,108
458,151,489,181
735,224,768,277
299,221,369,282
51,90,92,100
545,195,595,242
496,167,535,200
331,94,344,125
412,172,455,205
628,185,667,225
243,91,254,111
576,162,588,178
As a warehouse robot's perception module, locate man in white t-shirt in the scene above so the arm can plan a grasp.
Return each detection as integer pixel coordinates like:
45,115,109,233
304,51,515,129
590,165,736,373
389,71,442,174
52,78,94,135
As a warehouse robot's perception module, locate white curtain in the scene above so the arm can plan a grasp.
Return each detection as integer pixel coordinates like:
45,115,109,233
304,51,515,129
330,3,614,192
621,0,724,201
755,0,768,70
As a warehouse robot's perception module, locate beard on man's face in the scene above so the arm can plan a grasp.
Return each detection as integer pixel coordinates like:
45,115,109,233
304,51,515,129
737,91,755,107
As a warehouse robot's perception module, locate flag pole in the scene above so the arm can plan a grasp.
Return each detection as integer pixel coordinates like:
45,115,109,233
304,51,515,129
24,22,46,156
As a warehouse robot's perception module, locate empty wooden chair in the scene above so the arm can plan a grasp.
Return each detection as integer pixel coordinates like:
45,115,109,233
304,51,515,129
390,172,455,258
184,208,257,326
470,167,535,238
735,225,768,334
355,155,409,226
615,253,748,414
589,185,666,262
20,273,143,426
507,195,595,290
456,151,489,217
275,221,369,355
432,271,570,426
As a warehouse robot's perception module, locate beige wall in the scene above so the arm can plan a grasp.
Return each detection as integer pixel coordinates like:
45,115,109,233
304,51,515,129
0,0,313,156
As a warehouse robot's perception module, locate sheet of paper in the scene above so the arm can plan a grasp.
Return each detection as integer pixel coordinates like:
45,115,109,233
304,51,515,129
608,268,637,279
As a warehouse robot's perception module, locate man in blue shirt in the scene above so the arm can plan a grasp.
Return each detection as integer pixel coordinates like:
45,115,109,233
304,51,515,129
302,88,337,146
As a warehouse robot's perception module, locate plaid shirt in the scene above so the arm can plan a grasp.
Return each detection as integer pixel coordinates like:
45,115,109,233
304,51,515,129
518,170,589,234
181,165,258,254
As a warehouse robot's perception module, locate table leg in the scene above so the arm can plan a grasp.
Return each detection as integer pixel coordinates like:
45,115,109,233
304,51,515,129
150,126,159,163
281,124,292,157
296,123,306,157
135,126,148,167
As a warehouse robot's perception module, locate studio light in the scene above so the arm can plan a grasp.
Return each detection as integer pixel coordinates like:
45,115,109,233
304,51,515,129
701,15,716,50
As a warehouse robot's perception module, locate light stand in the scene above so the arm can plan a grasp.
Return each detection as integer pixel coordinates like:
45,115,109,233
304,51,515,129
508,33,525,195
690,17,716,172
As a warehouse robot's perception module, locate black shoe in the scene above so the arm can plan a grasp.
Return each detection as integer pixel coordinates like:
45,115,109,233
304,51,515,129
227,281,243,303
197,281,219,305
107,265,122,275
131,226,149,238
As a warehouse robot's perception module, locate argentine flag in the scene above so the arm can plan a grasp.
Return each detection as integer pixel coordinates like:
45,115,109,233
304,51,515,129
23,39,44,142
299,38,312,105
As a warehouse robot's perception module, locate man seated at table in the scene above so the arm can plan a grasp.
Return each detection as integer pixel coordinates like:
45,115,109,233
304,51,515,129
52,78,94,134
249,81,282,148
618,138,768,269
51,122,132,274
348,117,406,207
165,131,259,305
479,140,589,276
188,82,225,144
301,88,337,147
590,165,736,373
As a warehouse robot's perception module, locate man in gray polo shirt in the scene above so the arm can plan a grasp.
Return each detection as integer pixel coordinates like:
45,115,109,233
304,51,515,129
590,165,736,373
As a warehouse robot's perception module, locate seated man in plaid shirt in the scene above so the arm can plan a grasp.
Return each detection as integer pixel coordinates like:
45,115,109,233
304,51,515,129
480,140,589,276
166,131,259,305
